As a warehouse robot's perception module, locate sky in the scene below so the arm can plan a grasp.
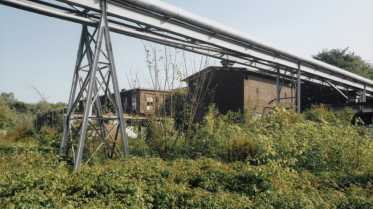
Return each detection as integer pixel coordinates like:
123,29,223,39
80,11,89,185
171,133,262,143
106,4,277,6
0,0,372,104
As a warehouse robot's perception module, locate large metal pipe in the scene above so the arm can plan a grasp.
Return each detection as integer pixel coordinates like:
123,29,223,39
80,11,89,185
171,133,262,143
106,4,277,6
122,0,373,87
6,0,371,92
3,0,372,93
1,0,95,24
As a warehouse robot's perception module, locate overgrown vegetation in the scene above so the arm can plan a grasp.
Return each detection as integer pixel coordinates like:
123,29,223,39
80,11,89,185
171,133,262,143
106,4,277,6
1,47,373,207
1,102,373,208
0,92,66,141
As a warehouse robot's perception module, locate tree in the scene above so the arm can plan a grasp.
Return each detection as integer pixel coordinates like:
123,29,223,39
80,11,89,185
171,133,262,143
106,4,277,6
313,48,373,80
35,101,51,113
160,88,188,128
27,85,52,113
0,92,16,104
51,102,67,110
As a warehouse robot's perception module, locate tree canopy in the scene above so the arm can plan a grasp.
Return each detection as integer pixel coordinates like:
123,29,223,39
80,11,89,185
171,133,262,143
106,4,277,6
313,47,373,80
0,92,16,103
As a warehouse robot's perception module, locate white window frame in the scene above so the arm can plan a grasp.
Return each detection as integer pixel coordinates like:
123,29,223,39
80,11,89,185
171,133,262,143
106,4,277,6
147,97,154,111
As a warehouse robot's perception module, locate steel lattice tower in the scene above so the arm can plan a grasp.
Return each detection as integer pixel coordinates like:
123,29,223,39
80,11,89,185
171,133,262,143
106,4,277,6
59,0,129,170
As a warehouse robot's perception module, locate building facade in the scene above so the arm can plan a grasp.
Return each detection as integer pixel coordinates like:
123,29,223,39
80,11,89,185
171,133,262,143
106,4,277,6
79,88,165,115
116,88,165,115
185,66,294,117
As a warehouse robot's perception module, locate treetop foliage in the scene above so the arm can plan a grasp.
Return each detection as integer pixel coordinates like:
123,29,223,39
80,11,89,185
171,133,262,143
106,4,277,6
0,92,16,103
313,47,373,80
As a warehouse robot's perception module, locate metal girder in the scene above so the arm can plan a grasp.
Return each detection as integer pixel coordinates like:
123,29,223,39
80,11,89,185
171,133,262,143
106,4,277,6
0,0,96,25
59,23,85,156
2,0,372,96
324,80,348,100
55,0,373,93
7,0,371,99
156,41,371,96
55,0,129,170
116,0,373,90
362,85,367,102
141,35,373,97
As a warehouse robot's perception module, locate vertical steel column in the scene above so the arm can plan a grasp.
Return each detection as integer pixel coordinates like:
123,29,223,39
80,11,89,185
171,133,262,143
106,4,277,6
297,63,301,114
83,26,108,158
359,85,366,113
291,83,294,105
276,68,280,107
60,0,130,169
60,26,86,155
101,0,130,158
74,8,106,170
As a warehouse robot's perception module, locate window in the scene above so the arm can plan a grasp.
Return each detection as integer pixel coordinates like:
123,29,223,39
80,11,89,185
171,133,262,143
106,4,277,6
147,97,154,111
132,97,136,111
122,97,127,112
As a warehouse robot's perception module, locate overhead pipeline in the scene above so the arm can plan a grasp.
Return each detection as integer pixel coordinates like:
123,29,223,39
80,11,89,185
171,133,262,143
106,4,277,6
122,0,373,87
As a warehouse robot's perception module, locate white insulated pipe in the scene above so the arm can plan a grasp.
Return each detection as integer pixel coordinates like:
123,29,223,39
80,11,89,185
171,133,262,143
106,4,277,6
1,0,97,24
123,0,373,87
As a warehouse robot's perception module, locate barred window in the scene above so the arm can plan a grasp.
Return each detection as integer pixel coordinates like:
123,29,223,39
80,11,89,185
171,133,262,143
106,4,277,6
132,97,136,111
147,97,154,111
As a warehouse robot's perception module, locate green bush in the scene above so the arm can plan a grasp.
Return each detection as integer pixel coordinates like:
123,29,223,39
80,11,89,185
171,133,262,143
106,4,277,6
0,99,15,129
1,105,373,208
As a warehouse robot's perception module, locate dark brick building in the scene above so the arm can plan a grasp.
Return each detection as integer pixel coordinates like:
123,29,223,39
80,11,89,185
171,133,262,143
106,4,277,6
79,88,165,115
116,88,165,114
184,66,294,117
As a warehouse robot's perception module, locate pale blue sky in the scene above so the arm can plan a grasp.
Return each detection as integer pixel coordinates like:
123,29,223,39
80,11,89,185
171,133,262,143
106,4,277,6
0,0,372,104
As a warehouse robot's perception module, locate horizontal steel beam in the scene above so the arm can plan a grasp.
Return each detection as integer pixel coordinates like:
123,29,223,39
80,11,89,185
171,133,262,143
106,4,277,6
0,0,95,24
54,0,373,91
1,0,373,95
120,0,373,88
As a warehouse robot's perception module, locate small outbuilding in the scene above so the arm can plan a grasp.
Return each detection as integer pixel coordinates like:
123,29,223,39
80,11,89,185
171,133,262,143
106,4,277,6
184,65,295,117
78,88,166,115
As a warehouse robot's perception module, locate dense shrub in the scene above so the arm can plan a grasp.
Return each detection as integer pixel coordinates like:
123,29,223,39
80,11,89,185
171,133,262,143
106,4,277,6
1,105,373,208
0,99,15,129
145,105,373,172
